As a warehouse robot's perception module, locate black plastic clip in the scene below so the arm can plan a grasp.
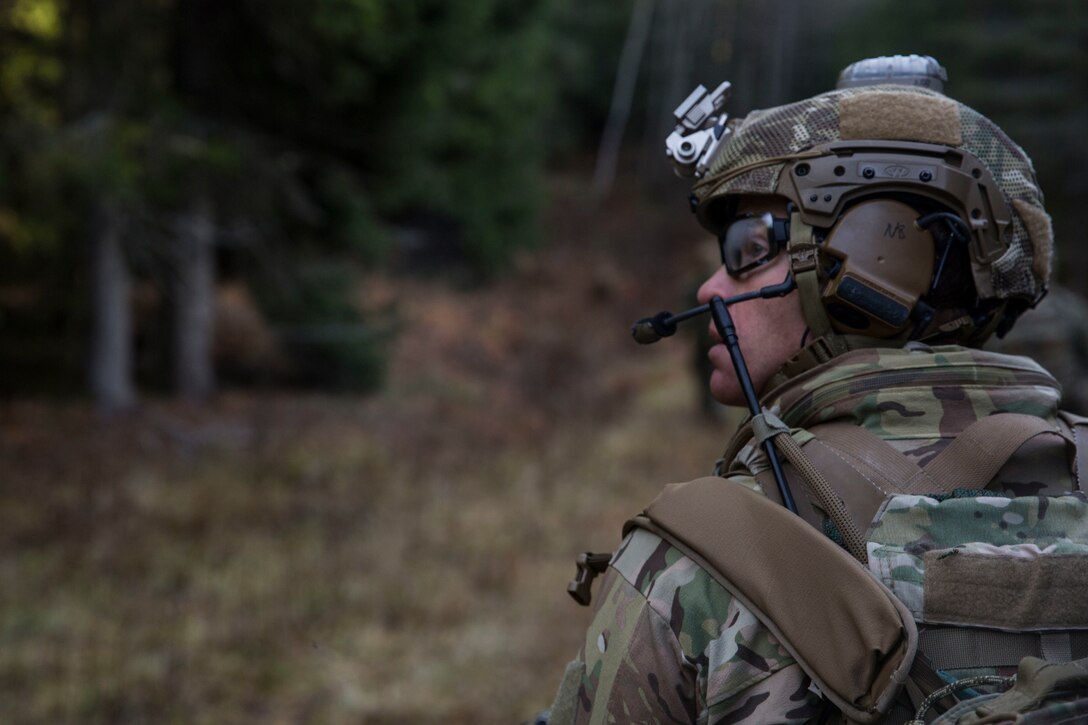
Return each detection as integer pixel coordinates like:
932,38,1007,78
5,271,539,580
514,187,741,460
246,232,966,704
566,552,612,606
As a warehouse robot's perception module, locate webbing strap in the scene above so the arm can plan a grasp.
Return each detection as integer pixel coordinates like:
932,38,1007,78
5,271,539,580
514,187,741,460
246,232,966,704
788,211,849,361
751,409,791,447
798,438,892,544
815,422,921,486
1041,633,1074,663
903,414,1063,494
904,653,959,719
918,627,1088,671
771,431,869,563
1059,410,1088,492
786,415,1070,549
811,414,1069,499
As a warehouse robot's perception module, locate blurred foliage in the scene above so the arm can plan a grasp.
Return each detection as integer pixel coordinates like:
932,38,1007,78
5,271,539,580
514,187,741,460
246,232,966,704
0,0,632,395
251,259,392,392
167,0,569,273
1,0,1084,398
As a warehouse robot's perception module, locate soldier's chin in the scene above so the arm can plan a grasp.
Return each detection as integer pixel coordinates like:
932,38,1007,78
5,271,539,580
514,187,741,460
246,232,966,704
709,368,744,408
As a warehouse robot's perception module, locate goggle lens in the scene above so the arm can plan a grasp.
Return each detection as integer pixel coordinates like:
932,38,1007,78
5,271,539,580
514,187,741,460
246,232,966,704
720,213,784,276
718,213,779,275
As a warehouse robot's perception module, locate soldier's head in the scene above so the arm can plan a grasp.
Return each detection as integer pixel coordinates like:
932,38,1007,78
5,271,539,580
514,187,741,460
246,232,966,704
677,55,1053,405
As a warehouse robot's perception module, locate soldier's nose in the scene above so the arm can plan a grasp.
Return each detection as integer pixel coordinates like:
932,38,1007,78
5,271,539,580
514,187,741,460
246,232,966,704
697,267,731,305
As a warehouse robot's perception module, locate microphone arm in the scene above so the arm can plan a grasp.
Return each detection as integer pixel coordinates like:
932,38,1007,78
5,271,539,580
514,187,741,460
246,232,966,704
631,276,796,344
630,275,799,514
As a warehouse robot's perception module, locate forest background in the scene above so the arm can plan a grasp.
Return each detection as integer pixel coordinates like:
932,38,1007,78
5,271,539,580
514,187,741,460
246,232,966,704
1,1,1086,722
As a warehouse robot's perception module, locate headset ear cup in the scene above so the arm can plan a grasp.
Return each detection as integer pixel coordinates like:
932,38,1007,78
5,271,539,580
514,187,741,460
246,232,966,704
819,200,935,337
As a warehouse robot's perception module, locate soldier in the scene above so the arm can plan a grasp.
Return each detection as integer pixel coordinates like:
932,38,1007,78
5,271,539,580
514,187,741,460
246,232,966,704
545,57,1088,724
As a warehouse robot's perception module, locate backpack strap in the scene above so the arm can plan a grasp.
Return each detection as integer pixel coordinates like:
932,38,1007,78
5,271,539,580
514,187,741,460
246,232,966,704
814,422,922,485
778,414,1074,545
760,416,870,563
902,413,1068,494
799,423,918,540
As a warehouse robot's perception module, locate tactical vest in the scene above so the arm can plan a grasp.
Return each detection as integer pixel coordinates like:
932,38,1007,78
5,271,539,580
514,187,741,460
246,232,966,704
571,347,1088,723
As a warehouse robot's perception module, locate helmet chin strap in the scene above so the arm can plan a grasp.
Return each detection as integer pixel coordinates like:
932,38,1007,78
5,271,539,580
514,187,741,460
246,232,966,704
770,212,849,385
769,211,902,388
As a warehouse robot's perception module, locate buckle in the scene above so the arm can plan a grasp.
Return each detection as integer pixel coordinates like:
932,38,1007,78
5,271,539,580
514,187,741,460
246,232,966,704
788,243,820,274
566,552,612,606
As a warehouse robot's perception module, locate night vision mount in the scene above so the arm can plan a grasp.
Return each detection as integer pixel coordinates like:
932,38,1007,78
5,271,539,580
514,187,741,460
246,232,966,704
664,81,732,178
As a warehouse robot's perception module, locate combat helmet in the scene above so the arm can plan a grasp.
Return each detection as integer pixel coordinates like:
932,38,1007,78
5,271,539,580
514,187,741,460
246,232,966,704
669,55,1053,367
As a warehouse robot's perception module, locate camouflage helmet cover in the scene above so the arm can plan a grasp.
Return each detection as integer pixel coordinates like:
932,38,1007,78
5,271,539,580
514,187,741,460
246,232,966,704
691,85,1052,305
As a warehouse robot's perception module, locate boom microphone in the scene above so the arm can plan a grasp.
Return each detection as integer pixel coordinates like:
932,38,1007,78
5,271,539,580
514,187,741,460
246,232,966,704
631,276,796,344
630,273,800,515
631,306,709,344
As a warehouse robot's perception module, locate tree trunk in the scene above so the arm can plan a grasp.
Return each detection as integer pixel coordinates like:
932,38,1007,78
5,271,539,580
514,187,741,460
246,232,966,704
172,197,216,401
88,201,136,414
592,0,656,200
640,0,716,189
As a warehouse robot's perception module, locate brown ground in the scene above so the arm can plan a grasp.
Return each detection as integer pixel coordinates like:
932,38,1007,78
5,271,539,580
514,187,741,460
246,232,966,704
0,171,741,723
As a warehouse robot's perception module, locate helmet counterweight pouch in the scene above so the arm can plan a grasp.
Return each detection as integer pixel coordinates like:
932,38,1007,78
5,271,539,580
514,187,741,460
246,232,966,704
626,478,918,723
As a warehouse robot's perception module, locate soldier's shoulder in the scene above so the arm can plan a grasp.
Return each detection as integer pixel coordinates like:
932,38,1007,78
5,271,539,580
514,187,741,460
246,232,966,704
609,527,801,705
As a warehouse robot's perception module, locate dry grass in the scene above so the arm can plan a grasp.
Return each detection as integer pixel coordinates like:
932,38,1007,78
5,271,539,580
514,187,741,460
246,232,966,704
0,173,740,723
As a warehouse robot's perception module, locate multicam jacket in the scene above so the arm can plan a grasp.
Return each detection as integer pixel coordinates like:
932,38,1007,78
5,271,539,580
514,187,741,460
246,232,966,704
550,343,1078,724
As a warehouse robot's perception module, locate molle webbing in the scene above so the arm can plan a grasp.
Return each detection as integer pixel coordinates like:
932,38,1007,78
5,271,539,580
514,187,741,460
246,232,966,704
627,478,917,723
919,627,1088,671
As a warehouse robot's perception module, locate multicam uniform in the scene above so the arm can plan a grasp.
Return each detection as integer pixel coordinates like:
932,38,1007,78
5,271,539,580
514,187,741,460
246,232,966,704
551,344,1078,724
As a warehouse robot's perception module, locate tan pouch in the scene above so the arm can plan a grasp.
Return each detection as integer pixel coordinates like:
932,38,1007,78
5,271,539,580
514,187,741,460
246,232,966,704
626,477,917,724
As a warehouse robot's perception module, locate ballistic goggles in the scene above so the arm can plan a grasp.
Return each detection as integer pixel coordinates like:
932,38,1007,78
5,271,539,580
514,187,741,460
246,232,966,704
719,213,790,277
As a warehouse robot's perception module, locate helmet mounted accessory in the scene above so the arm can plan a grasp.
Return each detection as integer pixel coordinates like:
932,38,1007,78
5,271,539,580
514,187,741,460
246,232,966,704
836,54,948,92
665,81,733,179
775,140,1011,343
818,199,935,338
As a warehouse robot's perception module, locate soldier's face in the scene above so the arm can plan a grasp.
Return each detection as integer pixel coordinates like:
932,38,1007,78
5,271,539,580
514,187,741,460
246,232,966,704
696,195,808,406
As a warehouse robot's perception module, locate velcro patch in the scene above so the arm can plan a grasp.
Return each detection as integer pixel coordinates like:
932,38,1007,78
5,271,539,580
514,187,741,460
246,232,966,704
1011,198,1053,284
924,550,1088,630
840,91,962,146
